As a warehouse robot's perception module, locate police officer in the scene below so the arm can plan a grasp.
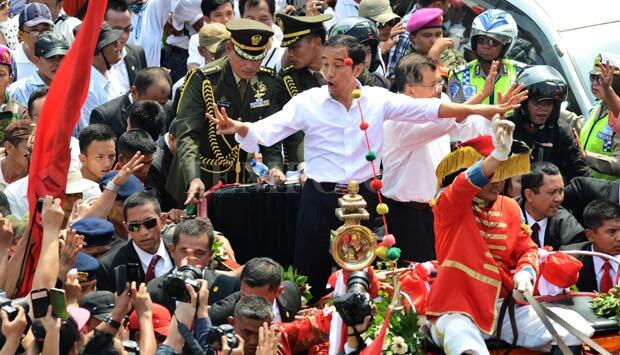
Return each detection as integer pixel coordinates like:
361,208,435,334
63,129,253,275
448,9,524,104
267,13,332,174
577,53,620,180
508,65,590,182
168,19,283,206
328,17,390,88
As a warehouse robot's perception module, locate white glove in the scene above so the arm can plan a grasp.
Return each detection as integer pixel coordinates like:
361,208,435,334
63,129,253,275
512,269,534,303
490,115,515,161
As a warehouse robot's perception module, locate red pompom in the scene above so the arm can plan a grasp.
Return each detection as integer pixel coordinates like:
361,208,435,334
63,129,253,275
359,121,369,130
371,178,382,191
382,234,396,247
344,58,353,66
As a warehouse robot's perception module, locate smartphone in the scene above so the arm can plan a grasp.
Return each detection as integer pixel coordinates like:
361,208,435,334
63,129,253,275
49,288,68,320
126,263,142,284
30,288,50,319
114,264,128,294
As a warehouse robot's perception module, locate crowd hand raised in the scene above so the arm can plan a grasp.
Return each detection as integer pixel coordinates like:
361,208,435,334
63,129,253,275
113,283,133,319
0,214,13,249
256,322,281,355
221,334,245,355
0,306,26,339
42,196,65,231
59,229,83,280
41,306,60,333
601,61,615,90
185,178,205,205
497,83,528,109
305,0,325,16
490,116,515,161
130,282,152,316
64,273,81,306
481,60,499,98
167,208,187,224
111,151,145,187
174,284,201,326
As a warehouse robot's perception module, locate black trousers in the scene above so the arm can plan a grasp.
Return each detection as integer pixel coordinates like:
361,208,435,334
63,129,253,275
384,197,436,262
295,179,378,300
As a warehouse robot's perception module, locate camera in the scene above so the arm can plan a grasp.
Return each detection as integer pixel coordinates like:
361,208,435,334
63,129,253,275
333,271,372,326
0,295,30,322
205,324,239,351
162,265,203,302
123,340,140,355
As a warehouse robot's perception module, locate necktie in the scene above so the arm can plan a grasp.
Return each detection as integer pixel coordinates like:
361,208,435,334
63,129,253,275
144,255,161,282
600,261,614,293
530,222,540,247
312,71,325,86
238,79,248,99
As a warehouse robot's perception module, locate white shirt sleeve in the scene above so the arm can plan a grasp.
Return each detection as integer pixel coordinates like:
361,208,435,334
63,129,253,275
187,34,205,67
395,119,458,151
449,114,492,142
171,0,202,30
235,98,304,152
382,92,442,123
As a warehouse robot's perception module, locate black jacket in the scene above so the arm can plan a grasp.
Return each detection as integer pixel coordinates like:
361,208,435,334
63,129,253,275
96,240,173,293
560,241,598,292
508,115,591,182
90,93,132,138
563,176,620,225
146,268,240,314
518,198,586,250
207,280,302,326
146,136,176,211
125,44,148,86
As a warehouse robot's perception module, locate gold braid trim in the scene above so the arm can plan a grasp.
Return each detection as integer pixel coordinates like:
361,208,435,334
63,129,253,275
283,75,298,98
200,78,240,176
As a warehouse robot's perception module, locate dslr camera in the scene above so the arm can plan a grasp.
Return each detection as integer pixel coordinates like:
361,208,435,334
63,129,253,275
162,265,204,303
205,324,239,351
0,294,30,322
333,271,372,326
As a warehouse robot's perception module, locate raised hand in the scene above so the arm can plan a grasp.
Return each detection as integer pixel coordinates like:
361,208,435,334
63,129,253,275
490,116,515,161
481,60,499,98
206,105,240,135
131,282,152,316
41,196,65,231
256,322,281,355
600,61,615,89
111,151,145,187
185,178,205,205
497,83,527,108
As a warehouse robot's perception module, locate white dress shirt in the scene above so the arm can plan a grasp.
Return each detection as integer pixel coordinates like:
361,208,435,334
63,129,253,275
13,44,36,81
133,239,174,279
272,301,281,323
592,246,620,290
236,85,442,183
108,48,130,95
128,0,172,67
524,211,548,247
167,0,202,50
76,67,121,136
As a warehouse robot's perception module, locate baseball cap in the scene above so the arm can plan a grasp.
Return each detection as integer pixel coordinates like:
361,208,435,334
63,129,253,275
19,3,54,28
79,291,116,321
99,170,145,200
128,303,171,336
199,23,231,54
96,23,123,52
358,0,400,25
34,32,70,59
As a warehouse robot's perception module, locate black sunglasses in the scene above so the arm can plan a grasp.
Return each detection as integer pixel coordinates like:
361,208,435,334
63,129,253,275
377,19,399,28
476,36,502,48
590,73,601,83
127,217,158,232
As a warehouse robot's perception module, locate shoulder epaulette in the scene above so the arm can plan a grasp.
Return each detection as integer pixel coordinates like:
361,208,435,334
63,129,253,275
200,65,223,76
258,67,276,76
454,64,469,73
281,65,295,74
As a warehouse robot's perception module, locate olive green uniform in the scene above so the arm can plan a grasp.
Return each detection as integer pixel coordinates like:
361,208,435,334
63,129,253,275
166,57,282,205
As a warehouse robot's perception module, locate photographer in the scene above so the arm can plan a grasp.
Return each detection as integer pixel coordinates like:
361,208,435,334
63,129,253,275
147,218,239,314
333,271,374,355
0,306,27,354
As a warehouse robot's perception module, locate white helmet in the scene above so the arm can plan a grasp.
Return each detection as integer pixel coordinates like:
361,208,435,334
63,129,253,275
470,9,518,58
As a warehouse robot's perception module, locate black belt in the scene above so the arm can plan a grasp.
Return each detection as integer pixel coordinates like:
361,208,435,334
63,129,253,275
309,178,372,195
386,197,430,210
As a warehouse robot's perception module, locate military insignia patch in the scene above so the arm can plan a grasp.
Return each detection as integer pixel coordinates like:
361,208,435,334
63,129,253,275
253,81,267,99
463,84,477,99
251,34,262,46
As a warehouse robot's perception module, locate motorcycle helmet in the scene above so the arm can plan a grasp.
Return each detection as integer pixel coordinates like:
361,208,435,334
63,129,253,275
470,9,518,59
329,17,381,72
516,65,568,128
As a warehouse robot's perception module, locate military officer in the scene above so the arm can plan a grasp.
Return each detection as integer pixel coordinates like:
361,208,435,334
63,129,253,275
167,19,283,206
448,9,524,104
265,13,332,174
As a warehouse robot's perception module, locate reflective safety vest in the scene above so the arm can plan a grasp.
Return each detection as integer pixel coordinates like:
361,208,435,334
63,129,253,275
580,101,617,180
449,59,522,104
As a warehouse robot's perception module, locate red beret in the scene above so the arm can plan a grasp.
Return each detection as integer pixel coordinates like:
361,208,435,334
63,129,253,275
406,8,444,33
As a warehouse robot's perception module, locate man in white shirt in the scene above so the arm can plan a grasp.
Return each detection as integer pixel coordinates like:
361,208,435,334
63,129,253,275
382,53,488,263
520,161,586,250
126,0,172,67
96,192,174,293
75,23,124,136
27,0,81,43
14,2,54,80
209,34,520,297
562,200,620,293
165,0,203,83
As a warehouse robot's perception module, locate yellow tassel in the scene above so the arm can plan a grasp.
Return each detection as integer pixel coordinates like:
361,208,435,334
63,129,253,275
435,147,484,188
492,153,531,183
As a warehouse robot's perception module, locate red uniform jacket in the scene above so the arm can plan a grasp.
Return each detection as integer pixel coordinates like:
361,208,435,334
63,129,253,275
426,161,538,334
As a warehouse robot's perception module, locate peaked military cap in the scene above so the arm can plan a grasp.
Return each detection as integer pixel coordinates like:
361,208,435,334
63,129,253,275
276,13,333,47
226,19,274,61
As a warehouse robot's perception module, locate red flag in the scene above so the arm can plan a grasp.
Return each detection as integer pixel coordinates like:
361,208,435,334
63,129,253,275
16,0,108,296
361,307,392,355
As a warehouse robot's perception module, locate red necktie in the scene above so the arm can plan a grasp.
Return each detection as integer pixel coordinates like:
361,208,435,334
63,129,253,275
144,255,161,282
530,223,541,247
600,261,614,293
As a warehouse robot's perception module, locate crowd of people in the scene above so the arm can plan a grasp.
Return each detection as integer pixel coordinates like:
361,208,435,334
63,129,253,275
0,0,616,354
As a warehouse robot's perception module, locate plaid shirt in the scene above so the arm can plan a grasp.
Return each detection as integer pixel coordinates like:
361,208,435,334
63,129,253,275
387,7,417,78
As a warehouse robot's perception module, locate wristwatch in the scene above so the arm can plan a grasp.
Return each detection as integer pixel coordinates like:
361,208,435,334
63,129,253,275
104,180,121,193
103,316,121,329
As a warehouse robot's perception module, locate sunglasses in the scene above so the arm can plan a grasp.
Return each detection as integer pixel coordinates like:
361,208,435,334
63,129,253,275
476,36,502,48
590,73,601,83
376,19,399,28
127,217,158,232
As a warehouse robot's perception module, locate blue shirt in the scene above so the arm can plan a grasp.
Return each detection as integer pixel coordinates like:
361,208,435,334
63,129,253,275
7,71,47,106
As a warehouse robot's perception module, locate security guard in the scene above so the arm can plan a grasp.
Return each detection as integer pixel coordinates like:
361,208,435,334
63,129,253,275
270,13,332,173
168,19,282,206
448,9,524,104
579,53,620,180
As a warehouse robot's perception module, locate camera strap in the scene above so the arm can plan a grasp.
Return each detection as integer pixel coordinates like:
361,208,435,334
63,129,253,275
176,319,206,355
